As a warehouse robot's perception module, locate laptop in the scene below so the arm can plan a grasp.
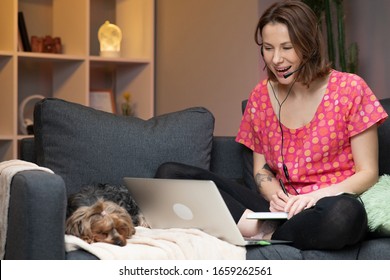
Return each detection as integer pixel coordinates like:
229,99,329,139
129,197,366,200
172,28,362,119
123,177,291,246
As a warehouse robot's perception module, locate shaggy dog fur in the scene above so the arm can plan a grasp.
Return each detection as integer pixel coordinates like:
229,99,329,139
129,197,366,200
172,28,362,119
67,183,147,227
65,199,135,246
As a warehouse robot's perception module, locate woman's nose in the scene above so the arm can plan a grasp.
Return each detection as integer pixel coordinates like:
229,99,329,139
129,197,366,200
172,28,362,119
272,50,283,64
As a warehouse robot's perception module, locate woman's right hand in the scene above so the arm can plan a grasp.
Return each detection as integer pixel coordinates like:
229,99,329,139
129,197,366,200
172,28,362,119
269,190,289,212
271,191,318,219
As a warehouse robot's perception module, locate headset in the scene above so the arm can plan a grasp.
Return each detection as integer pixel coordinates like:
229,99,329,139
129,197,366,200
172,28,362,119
261,46,317,195
258,17,321,195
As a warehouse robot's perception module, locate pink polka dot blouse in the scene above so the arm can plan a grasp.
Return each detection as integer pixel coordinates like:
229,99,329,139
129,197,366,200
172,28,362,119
236,70,388,194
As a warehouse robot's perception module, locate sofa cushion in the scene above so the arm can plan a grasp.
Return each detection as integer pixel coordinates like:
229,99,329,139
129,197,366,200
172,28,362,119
34,98,214,195
361,175,390,236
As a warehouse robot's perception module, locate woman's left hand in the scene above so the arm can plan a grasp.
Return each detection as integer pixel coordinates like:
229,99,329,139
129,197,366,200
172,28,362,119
284,194,317,219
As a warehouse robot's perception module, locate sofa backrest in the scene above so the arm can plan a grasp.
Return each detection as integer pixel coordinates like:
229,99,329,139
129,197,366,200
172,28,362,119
19,97,390,195
20,136,245,180
378,98,390,175
32,98,216,196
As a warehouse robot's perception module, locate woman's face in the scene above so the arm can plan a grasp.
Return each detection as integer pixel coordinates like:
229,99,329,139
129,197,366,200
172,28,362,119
261,22,301,84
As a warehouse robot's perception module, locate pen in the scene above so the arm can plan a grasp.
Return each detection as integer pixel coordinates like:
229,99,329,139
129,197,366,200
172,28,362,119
279,179,289,196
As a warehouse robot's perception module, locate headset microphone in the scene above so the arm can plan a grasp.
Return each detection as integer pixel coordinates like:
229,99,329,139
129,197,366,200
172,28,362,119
283,64,304,79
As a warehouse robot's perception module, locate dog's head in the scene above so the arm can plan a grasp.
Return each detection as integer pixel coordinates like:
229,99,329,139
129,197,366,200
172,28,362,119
65,199,135,246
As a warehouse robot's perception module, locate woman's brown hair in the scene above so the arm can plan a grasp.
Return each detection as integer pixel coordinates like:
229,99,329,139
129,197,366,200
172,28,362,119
255,0,331,85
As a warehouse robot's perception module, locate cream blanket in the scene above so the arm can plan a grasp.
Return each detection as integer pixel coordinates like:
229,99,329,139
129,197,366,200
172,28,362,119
65,227,246,260
0,159,54,259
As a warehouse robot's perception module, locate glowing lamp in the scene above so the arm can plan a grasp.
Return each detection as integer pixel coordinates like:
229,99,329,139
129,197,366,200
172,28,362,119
98,21,122,57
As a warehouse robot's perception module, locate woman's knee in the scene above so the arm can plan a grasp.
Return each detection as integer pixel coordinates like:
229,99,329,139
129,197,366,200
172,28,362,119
320,195,367,224
319,195,367,246
154,162,204,179
275,195,368,250
155,162,184,178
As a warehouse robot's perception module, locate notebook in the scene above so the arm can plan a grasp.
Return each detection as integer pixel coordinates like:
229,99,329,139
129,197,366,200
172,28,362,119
246,212,288,219
123,177,291,246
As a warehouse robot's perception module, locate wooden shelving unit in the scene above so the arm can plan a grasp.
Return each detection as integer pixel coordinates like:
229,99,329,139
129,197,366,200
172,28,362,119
0,0,155,161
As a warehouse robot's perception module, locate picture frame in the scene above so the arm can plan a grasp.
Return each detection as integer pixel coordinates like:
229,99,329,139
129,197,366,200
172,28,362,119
89,89,116,113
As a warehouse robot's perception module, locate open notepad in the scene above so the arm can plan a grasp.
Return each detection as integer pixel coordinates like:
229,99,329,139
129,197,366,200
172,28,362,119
246,212,289,219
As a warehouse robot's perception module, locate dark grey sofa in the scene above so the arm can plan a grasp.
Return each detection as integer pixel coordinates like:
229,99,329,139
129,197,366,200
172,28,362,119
4,98,390,259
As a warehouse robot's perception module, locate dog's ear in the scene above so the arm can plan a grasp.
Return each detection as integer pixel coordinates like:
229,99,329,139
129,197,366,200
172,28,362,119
65,206,90,237
101,200,136,238
115,205,136,237
66,199,108,239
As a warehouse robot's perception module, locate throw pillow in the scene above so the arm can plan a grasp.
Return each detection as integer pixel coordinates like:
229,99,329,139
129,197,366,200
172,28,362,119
360,175,390,236
34,98,215,195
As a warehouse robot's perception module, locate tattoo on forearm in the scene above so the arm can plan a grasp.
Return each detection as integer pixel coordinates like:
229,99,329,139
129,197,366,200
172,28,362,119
255,173,272,186
255,164,275,189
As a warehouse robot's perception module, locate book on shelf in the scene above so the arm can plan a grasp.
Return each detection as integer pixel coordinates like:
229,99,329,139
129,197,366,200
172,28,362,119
18,29,24,51
18,11,31,52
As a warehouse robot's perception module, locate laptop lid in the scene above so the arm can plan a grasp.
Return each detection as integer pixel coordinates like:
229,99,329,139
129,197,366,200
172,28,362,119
123,177,290,246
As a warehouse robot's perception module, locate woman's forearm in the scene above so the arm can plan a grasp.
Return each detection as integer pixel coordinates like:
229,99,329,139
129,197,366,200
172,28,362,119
254,164,282,201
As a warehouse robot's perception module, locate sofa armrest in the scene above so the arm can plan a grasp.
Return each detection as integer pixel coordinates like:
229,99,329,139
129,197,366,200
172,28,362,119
19,137,36,163
5,170,67,260
210,136,244,180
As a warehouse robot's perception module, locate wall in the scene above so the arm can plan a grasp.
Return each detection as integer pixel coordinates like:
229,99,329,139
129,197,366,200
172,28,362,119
155,0,390,136
155,0,261,136
345,0,390,99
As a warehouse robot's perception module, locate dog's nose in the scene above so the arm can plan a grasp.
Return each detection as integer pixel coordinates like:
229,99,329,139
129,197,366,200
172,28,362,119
115,239,126,246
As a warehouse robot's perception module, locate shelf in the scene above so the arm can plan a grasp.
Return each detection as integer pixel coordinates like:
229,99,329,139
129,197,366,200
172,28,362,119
89,56,151,65
17,52,85,62
0,136,14,140
89,0,154,59
0,51,14,57
0,0,154,160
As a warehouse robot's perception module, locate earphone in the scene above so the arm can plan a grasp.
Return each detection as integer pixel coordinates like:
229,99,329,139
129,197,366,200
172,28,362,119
269,79,300,195
261,43,320,195
260,45,300,194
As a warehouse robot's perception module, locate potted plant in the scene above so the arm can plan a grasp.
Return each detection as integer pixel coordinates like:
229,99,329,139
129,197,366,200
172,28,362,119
303,0,358,73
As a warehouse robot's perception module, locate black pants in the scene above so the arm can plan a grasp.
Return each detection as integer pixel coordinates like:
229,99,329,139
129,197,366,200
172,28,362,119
155,162,368,250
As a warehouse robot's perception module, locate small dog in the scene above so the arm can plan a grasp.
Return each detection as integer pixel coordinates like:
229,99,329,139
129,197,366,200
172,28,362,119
65,199,135,246
65,183,148,246
66,183,147,227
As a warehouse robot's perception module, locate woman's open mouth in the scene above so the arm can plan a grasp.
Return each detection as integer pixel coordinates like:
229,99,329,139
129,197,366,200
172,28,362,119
275,66,292,77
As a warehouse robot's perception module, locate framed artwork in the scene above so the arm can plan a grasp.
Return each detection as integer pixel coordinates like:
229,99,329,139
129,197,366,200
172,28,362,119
89,89,116,113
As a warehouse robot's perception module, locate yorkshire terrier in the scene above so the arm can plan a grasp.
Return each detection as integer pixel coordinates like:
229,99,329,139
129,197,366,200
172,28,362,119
65,199,135,246
65,183,148,246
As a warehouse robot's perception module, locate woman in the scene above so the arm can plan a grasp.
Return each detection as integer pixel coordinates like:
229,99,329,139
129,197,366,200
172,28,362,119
156,0,388,250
